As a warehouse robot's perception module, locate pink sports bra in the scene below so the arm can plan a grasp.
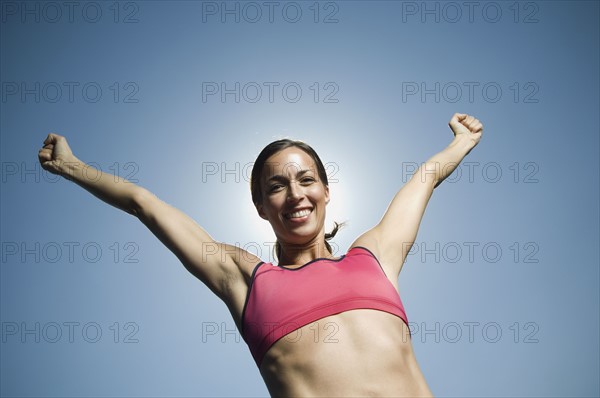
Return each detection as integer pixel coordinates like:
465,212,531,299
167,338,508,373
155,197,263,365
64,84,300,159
241,246,409,367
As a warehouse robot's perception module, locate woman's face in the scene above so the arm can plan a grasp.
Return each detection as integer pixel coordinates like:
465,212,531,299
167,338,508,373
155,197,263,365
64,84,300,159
256,146,330,246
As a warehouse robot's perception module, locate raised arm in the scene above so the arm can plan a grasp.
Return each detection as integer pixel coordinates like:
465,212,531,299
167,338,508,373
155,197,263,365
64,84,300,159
38,133,259,302
351,114,483,278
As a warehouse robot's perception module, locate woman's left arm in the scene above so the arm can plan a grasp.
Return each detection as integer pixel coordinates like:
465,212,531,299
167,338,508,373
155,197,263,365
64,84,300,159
429,113,483,187
352,113,483,278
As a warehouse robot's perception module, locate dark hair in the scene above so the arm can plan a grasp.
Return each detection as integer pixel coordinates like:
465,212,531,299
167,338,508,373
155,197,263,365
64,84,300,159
250,139,345,262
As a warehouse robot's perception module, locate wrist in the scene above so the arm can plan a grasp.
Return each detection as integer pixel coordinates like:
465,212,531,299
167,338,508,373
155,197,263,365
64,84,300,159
57,156,83,180
451,134,477,154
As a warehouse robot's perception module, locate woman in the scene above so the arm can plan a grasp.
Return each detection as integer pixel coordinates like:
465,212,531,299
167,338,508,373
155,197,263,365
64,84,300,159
38,113,483,397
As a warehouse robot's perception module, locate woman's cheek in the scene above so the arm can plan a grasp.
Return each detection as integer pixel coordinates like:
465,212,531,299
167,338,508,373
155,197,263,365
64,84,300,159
308,185,326,198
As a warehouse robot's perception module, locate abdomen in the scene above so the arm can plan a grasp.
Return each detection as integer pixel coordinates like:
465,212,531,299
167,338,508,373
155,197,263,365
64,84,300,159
259,309,433,397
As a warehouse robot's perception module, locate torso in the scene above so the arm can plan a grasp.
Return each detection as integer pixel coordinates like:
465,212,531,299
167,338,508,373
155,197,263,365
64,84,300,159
223,246,434,397
259,309,433,397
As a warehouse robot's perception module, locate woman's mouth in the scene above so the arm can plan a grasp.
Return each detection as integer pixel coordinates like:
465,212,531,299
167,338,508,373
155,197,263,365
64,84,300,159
284,208,313,222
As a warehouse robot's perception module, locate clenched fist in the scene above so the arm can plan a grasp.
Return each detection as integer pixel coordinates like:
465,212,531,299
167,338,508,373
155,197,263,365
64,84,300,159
448,113,483,147
38,133,77,175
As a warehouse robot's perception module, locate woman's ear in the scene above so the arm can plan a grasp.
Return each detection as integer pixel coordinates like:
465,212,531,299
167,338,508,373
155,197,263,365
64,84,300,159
325,185,330,204
256,203,268,220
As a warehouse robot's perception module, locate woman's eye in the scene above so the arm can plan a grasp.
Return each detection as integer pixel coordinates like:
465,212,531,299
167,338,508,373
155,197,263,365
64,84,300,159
302,177,315,184
269,184,283,191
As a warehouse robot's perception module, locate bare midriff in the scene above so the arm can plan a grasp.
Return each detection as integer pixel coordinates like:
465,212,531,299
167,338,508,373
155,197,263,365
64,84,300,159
258,309,434,397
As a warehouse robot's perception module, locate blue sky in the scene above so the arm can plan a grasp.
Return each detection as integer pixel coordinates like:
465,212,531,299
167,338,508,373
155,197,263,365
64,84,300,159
1,1,599,397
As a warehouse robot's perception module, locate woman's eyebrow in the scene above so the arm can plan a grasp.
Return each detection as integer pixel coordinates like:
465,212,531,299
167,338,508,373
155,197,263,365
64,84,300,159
266,169,314,182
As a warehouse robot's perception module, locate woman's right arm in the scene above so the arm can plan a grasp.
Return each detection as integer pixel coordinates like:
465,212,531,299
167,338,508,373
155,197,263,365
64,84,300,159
38,133,259,300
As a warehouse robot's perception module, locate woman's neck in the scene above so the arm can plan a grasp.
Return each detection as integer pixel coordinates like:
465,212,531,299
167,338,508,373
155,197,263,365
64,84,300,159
277,239,333,267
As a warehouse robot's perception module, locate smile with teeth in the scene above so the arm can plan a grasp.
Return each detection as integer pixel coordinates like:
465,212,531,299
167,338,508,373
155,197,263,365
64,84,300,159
284,209,312,219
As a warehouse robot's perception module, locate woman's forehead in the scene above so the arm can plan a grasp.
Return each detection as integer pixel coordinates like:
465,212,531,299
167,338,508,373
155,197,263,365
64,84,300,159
263,147,317,177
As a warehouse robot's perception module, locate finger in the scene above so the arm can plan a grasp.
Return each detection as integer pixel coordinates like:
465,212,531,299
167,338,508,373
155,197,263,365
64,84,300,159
451,113,466,122
450,114,466,128
468,117,480,130
40,160,53,171
38,148,50,161
43,134,55,145
43,133,60,145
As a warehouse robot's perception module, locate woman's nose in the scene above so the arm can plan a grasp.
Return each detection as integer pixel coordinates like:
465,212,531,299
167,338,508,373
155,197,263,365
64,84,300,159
287,181,303,201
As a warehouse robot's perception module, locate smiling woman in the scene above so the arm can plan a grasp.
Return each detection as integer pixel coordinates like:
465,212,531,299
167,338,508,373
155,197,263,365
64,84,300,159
249,139,345,265
38,113,483,397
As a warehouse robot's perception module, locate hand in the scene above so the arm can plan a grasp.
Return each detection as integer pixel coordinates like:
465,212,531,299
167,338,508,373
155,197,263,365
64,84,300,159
38,133,78,175
448,113,483,147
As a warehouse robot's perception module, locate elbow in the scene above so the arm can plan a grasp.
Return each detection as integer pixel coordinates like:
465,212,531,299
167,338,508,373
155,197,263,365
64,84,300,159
419,162,439,190
130,188,152,219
